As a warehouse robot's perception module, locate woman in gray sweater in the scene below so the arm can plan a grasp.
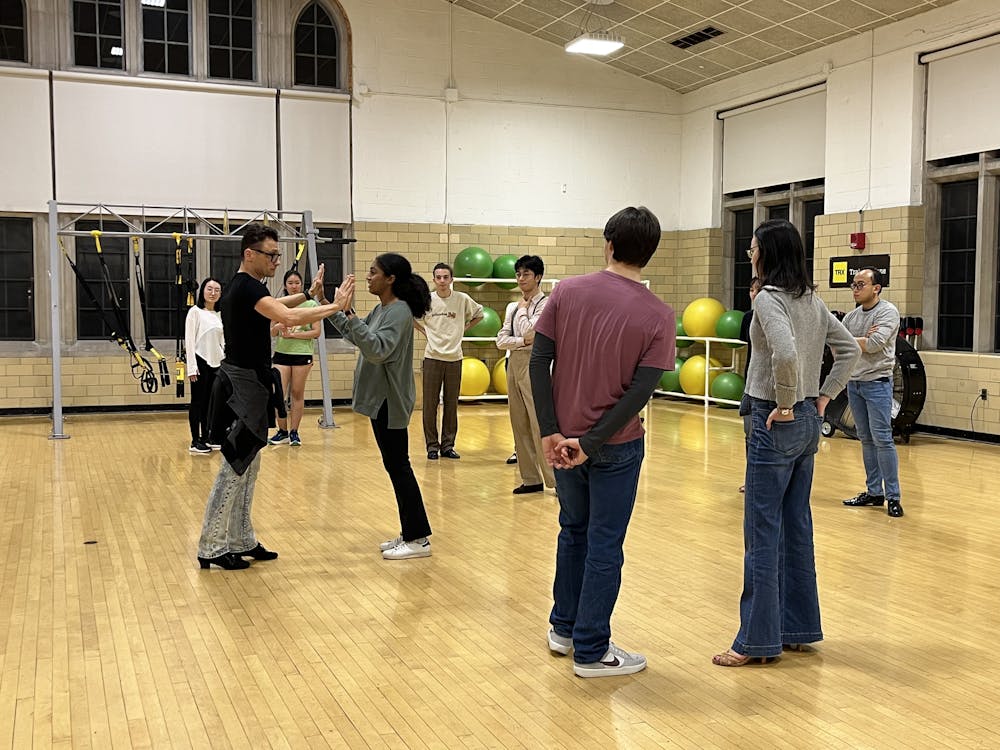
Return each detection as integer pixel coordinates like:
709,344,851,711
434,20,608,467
713,220,860,667
329,253,434,560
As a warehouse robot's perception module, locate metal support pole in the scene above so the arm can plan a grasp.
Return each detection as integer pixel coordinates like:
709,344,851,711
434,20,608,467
305,210,336,429
48,199,69,439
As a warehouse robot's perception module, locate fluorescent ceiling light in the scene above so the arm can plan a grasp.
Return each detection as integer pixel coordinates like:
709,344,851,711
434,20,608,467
565,31,625,56
110,46,124,56
141,0,166,6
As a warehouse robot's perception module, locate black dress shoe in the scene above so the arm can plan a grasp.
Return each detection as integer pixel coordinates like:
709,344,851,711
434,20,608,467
198,553,250,570
512,483,544,494
240,543,278,560
506,453,518,465
427,450,439,460
441,449,461,459
886,499,904,517
843,491,885,507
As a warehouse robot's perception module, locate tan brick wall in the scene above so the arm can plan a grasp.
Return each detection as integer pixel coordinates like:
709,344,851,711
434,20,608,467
10,213,1000,437
813,207,924,315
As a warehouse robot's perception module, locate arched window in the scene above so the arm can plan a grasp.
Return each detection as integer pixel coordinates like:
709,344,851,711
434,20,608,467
294,2,340,88
72,0,124,70
0,0,27,62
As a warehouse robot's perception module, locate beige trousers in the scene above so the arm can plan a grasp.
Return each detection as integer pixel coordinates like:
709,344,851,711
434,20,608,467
506,349,555,488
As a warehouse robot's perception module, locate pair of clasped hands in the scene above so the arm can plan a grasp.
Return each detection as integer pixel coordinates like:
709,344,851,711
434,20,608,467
542,433,587,470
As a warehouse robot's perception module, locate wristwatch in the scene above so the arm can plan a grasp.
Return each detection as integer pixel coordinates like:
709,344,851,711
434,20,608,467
778,407,793,416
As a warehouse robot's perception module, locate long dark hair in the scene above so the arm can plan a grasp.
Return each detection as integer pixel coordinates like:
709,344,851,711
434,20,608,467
753,219,816,298
196,277,223,309
375,253,431,317
282,269,303,296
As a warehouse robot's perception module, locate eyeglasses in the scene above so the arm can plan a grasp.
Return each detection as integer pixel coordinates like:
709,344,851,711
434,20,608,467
251,247,281,262
850,281,869,290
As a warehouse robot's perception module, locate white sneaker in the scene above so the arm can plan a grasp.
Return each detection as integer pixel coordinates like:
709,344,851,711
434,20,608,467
378,535,404,552
573,643,646,678
382,537,431,560
547,628,572,655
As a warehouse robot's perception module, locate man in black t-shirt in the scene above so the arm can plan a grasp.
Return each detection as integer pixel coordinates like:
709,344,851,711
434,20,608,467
196,223,354,570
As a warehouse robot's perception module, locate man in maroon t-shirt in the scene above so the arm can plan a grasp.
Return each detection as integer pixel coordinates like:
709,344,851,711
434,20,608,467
530,206,675,678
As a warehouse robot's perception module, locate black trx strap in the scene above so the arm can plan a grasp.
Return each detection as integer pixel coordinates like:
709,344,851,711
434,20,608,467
90,230,157,393
132,237,171,388
61,236,156,394
290,241,307,273
173,232,186,398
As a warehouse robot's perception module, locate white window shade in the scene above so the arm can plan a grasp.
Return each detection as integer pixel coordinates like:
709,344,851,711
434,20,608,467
721,88,826,193
925,41,1000,161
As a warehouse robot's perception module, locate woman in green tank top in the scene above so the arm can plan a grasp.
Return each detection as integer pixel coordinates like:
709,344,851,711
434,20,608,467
268,270,320,447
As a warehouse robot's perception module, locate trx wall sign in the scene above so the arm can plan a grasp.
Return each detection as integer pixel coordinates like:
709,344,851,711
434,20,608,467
829,254,891,288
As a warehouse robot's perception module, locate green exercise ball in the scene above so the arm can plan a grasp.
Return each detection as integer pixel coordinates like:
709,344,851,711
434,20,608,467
716,309,745,348
492,254,518,290
466,306,501,345
453,247,493,288
658,356,686,392
676,319,693,348
710,372,745,406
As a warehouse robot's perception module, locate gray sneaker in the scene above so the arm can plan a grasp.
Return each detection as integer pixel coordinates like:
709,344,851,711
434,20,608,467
378,535,403,552
547,628,572,655
573,643,646,678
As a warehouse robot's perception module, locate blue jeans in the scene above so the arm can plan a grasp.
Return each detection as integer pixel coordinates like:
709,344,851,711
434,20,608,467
550,437,644,664
847,378,901,500
733,398,823,658
198,453,260,558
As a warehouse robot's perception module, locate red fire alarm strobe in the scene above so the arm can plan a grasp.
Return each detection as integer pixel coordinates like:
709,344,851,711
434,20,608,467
850,232,866,250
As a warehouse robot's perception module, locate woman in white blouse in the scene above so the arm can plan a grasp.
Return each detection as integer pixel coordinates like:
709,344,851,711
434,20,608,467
185,277,224,454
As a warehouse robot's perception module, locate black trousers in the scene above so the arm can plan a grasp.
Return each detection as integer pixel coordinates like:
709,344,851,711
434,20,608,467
370,401,432,541
189,355,218,443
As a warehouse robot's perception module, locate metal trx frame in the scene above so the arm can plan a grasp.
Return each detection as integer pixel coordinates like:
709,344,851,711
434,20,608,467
48,200,351,439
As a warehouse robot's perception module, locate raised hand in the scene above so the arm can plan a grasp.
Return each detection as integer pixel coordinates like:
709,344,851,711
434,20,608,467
334,274,355,311
309,263,326,298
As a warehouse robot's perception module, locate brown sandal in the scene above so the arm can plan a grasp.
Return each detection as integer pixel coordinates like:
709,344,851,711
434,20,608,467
712,649,774,667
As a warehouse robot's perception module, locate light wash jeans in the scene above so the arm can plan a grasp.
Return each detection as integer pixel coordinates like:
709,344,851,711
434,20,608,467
550,437,645,664
847,378,901,500
733,397,823,658
198,454,260,558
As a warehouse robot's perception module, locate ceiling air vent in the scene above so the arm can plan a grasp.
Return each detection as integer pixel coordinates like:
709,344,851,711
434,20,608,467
670,26,724,50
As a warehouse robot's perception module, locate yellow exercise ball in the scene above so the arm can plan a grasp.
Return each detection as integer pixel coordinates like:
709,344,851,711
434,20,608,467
682,297,726,338
492,358,508,395
460,357,491,397
679,355,722,396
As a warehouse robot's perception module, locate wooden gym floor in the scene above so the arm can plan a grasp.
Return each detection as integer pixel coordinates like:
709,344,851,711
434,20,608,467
0,400,998,749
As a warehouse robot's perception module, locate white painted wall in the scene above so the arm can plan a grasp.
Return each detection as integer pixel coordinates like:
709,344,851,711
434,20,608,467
0,68,52,213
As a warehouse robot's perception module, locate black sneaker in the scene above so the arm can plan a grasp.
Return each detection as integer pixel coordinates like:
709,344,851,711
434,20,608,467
268,429,289,445
887,499,904,517
189,441,211,454
843,491,885,507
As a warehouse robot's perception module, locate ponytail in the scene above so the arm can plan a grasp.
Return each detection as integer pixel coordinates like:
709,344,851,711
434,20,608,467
375,253,431,318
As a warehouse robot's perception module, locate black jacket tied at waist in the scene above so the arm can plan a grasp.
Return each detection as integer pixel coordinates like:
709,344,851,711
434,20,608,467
208,361,287,475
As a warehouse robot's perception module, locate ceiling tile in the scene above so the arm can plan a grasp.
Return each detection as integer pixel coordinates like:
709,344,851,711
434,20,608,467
698,44,758,69
783,12,850,40
623,15,683,39
647,3,706,29
521,0,577,20
741,0,806,24
818,0,887,27
640,39,700,64
590,3,642,24
652,65,708,87
497,4,557,27
752,24,814,50
725,34,786,60
619,0,669,12
855,0,930,14
675,56,730,77
676,0,736,16
462,0,517,16
712,7,772,34
616,50,671,73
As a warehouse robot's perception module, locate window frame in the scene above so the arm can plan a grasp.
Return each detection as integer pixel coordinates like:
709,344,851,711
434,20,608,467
0,215,37,341
722,181,825,311
0,0,28,63
206,0,257,83
70,0,126,71
291,0,345,91
140,0,192,77
924,152,1000,353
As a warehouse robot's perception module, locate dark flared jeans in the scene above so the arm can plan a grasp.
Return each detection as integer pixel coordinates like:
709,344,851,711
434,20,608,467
371,401,432,542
